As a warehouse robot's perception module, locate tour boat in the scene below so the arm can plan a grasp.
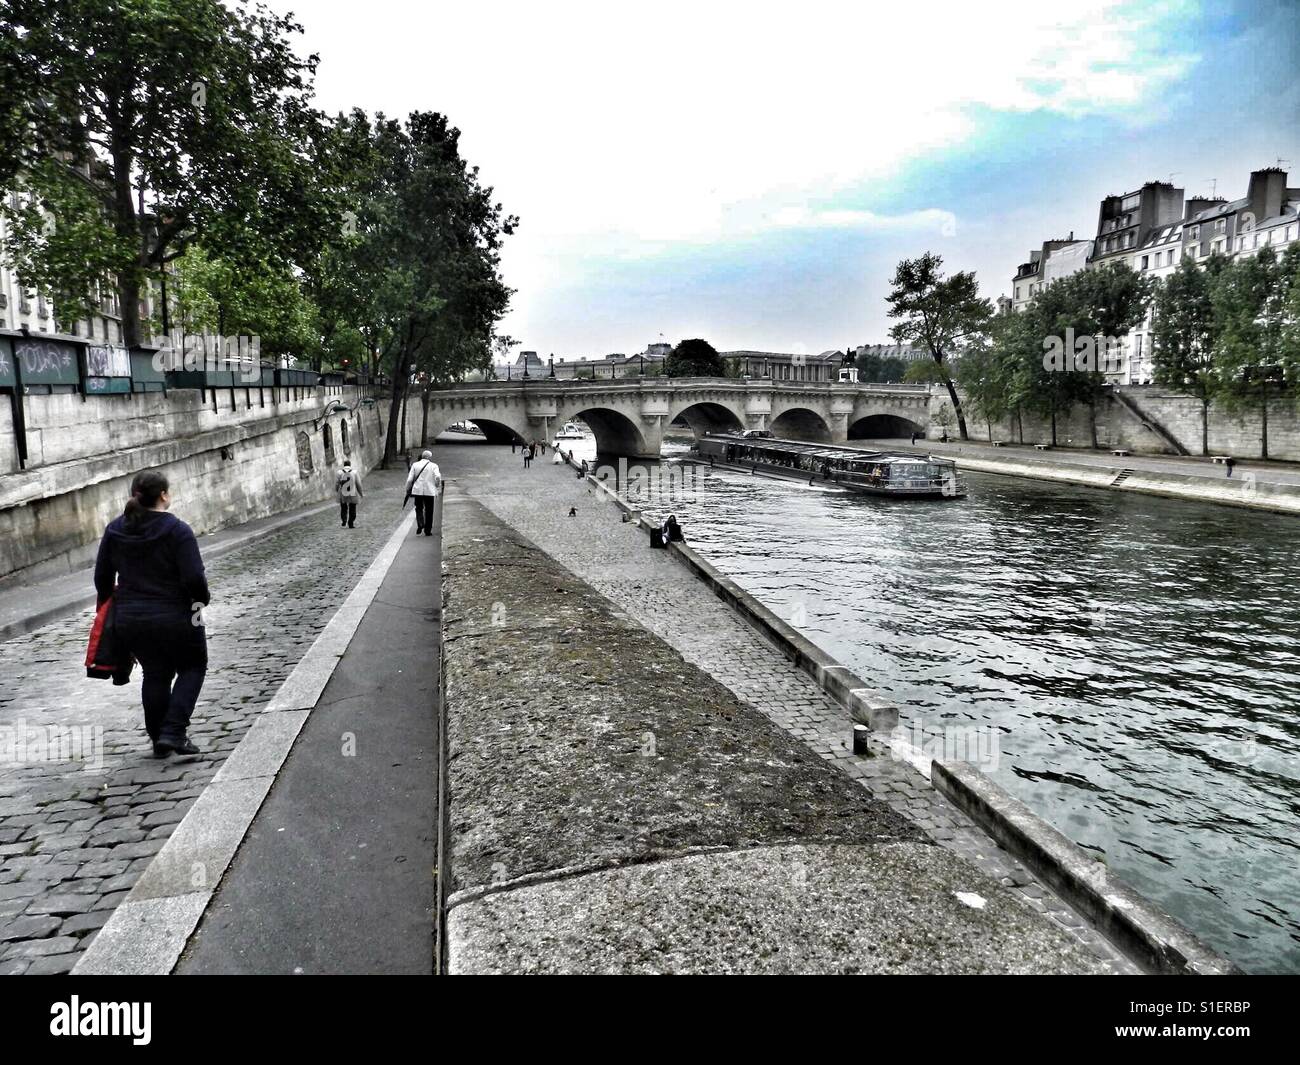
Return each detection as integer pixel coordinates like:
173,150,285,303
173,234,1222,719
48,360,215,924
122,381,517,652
693,432,966,499
555,421,587,440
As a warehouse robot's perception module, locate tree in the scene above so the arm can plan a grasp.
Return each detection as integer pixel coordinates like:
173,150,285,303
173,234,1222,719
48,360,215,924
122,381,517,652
163,245,319,359
348,112,514,466
1211,246,1295,459
956,324,1015,441
1151,253,1228,455
886,253,993,440
852,349,908,383
1037,263,1154,448
665,338,723,377
0,0,338,347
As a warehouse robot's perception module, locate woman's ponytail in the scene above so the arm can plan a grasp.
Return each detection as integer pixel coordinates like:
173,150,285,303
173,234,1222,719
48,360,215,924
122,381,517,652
123,470,168,529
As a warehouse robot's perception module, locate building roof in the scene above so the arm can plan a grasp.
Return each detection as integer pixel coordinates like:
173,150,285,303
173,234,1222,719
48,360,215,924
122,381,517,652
1186,197,1248,224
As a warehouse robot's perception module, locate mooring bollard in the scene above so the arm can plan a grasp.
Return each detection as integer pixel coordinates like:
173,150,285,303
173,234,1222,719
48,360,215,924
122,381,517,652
852,724,871,756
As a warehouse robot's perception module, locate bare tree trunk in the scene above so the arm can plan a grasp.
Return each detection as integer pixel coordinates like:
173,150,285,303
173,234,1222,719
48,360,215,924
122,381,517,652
382,352,410,469
1201,396,1209,457
939,372,969,440
1261,382,1269,461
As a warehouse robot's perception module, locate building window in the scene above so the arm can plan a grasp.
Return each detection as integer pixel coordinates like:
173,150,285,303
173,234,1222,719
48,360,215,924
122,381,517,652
1140,255,1149,270
1189,225,1199,240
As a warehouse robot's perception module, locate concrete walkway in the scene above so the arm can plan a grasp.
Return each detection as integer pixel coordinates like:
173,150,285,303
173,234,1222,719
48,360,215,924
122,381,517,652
862,436,1300,486
174,509,441,975
440,489,1110,974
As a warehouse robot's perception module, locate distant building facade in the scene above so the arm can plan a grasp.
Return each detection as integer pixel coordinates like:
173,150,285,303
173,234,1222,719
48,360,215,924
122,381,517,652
1004,166,1300,385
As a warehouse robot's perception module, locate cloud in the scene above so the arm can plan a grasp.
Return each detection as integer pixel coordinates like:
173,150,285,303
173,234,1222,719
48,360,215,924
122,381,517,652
288,0,1208,349
767,206,958,236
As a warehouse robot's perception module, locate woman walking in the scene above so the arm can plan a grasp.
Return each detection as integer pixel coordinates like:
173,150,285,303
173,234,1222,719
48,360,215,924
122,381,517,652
93,470,210,760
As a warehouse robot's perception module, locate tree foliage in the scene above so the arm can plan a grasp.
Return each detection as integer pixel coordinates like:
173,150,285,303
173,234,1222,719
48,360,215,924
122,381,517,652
665,337,723,377
886,252,994,440
0,0,340,345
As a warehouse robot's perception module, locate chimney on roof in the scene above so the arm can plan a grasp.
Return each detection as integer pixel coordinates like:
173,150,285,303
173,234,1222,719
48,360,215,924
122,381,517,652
1247,168,1287,222
1185,197,1220,219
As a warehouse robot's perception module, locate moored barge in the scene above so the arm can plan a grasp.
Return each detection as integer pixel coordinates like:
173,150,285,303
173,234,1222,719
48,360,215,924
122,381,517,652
694,431,966,499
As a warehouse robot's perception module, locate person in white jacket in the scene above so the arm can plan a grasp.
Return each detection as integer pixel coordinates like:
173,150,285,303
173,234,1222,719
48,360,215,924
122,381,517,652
405,449,442,536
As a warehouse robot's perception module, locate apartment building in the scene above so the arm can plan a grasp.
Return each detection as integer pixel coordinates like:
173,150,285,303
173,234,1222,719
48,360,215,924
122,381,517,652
1006,167,1300,385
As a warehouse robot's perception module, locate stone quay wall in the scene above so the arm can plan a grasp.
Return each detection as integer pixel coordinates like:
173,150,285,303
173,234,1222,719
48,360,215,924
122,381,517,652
0,385,426,586
964,386,1300,460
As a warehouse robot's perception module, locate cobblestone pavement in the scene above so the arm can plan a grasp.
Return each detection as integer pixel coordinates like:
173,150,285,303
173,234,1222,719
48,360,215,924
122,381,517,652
440,443,1139,973
0,470,412,974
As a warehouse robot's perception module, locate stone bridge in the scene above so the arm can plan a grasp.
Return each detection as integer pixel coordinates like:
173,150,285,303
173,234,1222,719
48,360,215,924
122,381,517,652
424,377,935,457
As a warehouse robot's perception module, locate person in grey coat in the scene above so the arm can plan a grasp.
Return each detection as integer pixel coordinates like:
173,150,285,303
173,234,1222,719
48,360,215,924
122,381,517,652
336,460,363,528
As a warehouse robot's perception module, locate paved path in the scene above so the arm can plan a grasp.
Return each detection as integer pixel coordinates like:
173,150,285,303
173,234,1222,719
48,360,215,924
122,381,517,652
0,470,411,974
176,505,441,975
436,442,1139,972
868,437,1300,486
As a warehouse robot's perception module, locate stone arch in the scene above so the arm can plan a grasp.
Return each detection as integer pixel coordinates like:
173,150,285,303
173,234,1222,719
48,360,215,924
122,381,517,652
433,417,525,446
669,400,745,440
849,412,926,440
769,406,832,442
563,406,650,458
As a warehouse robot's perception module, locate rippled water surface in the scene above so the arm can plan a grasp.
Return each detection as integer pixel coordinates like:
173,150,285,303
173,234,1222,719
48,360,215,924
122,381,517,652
590,440,1300,973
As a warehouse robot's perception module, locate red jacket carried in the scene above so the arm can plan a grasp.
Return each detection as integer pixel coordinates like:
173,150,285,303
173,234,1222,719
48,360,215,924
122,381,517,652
85,596,134,685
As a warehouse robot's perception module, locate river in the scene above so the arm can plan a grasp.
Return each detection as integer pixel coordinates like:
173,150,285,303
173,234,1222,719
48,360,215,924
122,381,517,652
559,434,1300,973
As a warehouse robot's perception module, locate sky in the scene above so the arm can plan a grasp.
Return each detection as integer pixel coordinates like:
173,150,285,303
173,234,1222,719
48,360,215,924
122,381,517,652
275,0,1300,358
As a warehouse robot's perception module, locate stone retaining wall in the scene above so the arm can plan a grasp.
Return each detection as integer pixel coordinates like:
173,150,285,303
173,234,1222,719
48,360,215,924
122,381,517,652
0,386,427,586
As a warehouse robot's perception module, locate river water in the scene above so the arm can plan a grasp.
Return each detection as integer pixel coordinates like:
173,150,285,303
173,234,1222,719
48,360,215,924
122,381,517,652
561,435,1300,973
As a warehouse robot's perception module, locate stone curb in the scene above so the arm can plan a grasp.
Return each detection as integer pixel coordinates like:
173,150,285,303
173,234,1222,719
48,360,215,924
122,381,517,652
0,501,337,645
931,760,1242,975
566,453,1238,975
71,509,418,975
943,452,1300,516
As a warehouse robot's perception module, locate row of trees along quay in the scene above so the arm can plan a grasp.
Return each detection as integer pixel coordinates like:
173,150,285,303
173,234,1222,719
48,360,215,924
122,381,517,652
0,0,516,467
890,246,1300,457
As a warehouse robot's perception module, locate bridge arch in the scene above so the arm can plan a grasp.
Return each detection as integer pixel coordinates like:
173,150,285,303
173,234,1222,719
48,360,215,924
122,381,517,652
433,417,525,446
561,406,650,458
669,401,745,440
849,412,926,440
769,406,832,442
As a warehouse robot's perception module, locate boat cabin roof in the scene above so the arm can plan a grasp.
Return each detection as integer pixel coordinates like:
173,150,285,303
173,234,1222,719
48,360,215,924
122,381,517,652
703,433,952,467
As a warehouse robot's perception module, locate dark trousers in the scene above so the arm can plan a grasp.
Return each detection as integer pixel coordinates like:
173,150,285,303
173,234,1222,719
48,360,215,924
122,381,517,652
116,610,208,745
414,495,435,533
340,501,357,526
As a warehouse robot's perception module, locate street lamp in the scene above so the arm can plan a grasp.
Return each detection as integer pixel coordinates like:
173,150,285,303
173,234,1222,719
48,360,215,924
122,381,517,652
548,354,555,378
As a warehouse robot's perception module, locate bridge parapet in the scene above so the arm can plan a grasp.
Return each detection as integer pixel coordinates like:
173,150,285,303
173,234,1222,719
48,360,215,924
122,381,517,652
426,377,934,456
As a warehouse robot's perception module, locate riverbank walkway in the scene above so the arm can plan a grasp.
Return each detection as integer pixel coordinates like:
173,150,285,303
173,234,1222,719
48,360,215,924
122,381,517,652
871,436,1300,485
2,444,1142,973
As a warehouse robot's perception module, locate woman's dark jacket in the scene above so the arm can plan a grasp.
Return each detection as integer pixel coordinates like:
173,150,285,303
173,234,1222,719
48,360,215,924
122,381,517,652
94,510,211,615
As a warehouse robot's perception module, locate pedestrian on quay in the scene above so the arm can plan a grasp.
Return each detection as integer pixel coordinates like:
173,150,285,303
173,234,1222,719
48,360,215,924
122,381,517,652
405,449,442,537
523,446,533,469
336,459,363,527
511,440,517,454
93,470,209,761
1225,457,1236,478
910,432,917,446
